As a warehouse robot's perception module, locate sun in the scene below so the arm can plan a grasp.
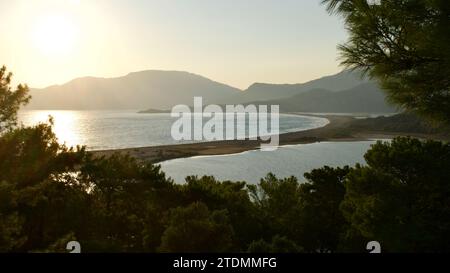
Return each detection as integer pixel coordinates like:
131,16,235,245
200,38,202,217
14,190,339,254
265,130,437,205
32,15,78,57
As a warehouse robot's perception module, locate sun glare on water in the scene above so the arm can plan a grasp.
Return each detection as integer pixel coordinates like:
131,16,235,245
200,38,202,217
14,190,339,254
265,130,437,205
23,111,81,148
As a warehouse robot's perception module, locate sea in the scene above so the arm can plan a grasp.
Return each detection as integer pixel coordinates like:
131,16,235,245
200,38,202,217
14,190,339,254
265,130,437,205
18,110,380,183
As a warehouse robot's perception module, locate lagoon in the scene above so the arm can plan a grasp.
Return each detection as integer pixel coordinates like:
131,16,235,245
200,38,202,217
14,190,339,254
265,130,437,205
159,141,377,184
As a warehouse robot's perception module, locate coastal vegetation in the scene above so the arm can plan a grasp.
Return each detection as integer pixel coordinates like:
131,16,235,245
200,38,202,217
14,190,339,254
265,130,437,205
1,65,450,252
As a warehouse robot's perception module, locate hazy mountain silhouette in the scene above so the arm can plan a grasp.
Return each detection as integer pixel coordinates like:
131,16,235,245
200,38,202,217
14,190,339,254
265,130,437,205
26,69,392,113
224,69,369,104
248,82,396,113
27,70,241,110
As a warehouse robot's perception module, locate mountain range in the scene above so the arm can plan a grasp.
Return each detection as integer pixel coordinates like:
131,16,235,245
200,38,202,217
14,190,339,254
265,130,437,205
26,69,397,113
246,82,396,113
222,69,370,104
27,71,240,110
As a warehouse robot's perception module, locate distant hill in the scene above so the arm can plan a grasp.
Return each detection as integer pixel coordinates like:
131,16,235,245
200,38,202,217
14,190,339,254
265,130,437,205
27,70,241,110
224,69,369,103
26,69,392,113
248,82,397,113
347,113,450,136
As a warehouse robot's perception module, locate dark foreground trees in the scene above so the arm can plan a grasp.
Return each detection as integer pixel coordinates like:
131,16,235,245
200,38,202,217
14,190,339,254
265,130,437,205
342,137,450,252
2,124,449,252
317,0,450,251
0,66,30,133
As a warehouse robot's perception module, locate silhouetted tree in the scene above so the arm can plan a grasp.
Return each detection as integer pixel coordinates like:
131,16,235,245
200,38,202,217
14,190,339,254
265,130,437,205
323,0,450,124
0,66,30,134
158,202,234,252
79,153,174,252
248,235,304,253
181,176,261,250
341,137,450,252
0,122,87,251
298,166,350,252
248,174,303,245
0,181,25,251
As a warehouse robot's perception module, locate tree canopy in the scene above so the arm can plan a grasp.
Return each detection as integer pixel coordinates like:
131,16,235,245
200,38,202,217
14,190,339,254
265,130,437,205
0,66,30,134
322,0,450,124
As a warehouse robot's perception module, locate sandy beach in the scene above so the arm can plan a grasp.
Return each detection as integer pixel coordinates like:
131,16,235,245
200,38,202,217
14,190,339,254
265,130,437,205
91,114,447,163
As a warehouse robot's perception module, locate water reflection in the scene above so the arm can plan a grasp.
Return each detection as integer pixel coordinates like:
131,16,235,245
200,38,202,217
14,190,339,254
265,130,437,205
19,110,329,150
19,110,81,148
160,141,377,184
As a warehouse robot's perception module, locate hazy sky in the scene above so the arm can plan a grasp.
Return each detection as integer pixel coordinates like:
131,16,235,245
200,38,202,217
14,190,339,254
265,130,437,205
0,0,347,89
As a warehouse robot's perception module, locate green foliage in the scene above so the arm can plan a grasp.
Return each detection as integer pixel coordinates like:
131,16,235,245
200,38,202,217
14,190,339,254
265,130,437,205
0,114,176,252
77,153,175,252
180,176,261,250
1,120,450,252
247,168,352,253
248,174,302,245
299,166,350,252
0,121,86,188
159,202,234,252
342,137,450,252
347,113,450,135
0,181,26,252
248,235,304,253
0,66,30,133
0,121,87,251
322,0,450,124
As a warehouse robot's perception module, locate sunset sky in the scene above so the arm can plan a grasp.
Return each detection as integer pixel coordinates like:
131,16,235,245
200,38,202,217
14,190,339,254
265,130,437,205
0,0,347,89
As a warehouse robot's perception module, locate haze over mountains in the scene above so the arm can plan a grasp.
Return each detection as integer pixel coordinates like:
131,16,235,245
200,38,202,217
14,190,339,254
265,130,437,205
27,69,396,113
27,71,240,110
222,69,370,103
247,82,396,113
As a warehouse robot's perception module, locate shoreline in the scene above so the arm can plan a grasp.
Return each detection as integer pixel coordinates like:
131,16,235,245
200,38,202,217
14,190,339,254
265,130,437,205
91,114,446,164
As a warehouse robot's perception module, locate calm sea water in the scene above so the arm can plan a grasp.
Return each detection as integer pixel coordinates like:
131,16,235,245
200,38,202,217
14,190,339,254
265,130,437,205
18,111,378,183
159,141,377,184
18,110,329,150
